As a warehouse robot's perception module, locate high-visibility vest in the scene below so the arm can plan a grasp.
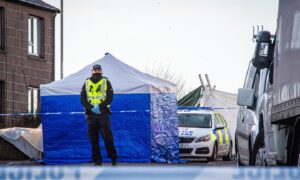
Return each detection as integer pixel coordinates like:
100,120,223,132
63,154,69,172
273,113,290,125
85,77,109,107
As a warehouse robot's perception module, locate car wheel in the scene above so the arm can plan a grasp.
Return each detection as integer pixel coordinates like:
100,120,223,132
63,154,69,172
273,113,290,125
208,142,217,161
251,129,265,166
236,152,245,167
295,140,300,166
223,143,232,161
235,133,245,166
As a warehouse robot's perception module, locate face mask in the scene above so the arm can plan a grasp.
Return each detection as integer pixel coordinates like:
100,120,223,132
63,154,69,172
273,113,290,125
93,72,102,76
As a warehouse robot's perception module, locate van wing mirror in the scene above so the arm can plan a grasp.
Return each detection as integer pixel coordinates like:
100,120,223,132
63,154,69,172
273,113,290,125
252,31,273,69
237,88,255,107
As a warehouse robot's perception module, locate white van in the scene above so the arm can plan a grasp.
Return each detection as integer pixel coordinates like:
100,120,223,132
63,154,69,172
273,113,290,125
236,61,276,166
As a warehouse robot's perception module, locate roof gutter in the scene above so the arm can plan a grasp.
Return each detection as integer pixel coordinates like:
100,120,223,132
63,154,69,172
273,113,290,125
9,0,61,13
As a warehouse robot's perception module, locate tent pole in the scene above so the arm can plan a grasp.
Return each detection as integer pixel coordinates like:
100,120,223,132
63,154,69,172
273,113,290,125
198,74,205,87
205,74,212,89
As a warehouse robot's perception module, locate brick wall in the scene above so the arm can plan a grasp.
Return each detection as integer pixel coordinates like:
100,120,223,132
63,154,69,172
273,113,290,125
0,1,56,128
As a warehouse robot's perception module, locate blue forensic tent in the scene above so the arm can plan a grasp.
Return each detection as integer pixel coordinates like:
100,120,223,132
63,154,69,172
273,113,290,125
40,53,179,164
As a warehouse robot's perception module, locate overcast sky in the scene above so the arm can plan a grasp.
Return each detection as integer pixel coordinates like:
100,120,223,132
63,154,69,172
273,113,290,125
45,0,279,94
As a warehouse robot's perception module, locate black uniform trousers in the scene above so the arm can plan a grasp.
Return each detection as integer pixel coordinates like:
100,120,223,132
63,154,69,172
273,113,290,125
86,113,117,163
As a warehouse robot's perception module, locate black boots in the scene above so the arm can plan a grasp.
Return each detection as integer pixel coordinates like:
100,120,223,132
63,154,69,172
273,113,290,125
112,158,117,166
93,159,117,166
94,161,102,166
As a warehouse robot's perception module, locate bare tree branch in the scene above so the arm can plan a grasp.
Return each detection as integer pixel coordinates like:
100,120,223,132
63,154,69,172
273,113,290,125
145,61,188,99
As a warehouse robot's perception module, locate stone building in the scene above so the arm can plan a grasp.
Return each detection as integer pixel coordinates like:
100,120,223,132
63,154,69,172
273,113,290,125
0,0,60,128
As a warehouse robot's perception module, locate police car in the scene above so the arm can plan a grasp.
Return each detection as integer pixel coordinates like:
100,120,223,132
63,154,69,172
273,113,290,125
178,107,233,161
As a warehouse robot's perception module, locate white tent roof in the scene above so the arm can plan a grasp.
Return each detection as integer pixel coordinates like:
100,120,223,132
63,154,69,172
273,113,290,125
41,53,177,96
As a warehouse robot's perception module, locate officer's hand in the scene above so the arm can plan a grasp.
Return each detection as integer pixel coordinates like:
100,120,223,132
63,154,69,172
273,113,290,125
91,106,101,114
99,103,106,109
99,103,107,112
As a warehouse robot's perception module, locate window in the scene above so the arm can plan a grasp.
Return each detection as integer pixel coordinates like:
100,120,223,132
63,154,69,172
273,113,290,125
213,114,219,127
251,70,260,108
28,87,39,113
269,62,274,85
291,11,300,50
216,114,227,127
214,114,221,127
0,7,4,50
28,16,43,56
243,62,257,89
252,70,260,95
214,114,228,128
178,114,212,128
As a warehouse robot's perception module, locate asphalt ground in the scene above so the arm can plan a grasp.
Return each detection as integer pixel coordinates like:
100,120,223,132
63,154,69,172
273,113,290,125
3,160,300,180
0,158,237,167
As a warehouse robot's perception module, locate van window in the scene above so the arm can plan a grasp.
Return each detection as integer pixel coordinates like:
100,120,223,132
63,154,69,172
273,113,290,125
244,62,257,89
252,69,260,107
178,114,212,128
269,62,274,85
243,62,251,88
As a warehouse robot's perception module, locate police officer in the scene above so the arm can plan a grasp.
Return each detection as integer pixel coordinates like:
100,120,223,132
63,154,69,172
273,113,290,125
80,64,117,165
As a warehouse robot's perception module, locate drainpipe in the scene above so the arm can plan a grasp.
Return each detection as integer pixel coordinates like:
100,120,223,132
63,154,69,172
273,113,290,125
52,13,57,81
12,71,15,114
60,0,64,79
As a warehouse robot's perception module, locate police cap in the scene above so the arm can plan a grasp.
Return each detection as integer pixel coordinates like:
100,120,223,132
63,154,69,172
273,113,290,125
92,64,102,70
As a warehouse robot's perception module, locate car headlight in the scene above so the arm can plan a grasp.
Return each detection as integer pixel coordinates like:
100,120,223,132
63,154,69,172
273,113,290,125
195,135,211,143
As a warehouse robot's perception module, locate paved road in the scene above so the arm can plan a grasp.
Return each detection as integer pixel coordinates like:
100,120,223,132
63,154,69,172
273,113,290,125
0,158,237,167
185,159,237,167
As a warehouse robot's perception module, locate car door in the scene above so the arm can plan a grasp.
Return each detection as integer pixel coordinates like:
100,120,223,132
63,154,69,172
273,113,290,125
213,114,221,155
236,62,260,164
213,113,224,155
214,113,229,155
217,114,232,154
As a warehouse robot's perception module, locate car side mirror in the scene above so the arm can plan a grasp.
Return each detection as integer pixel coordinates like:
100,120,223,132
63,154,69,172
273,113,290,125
237,88,255,107
216,124,225,129
252,31,273,69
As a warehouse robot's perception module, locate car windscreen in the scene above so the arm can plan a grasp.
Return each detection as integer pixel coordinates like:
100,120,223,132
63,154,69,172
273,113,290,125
178,114,212,128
